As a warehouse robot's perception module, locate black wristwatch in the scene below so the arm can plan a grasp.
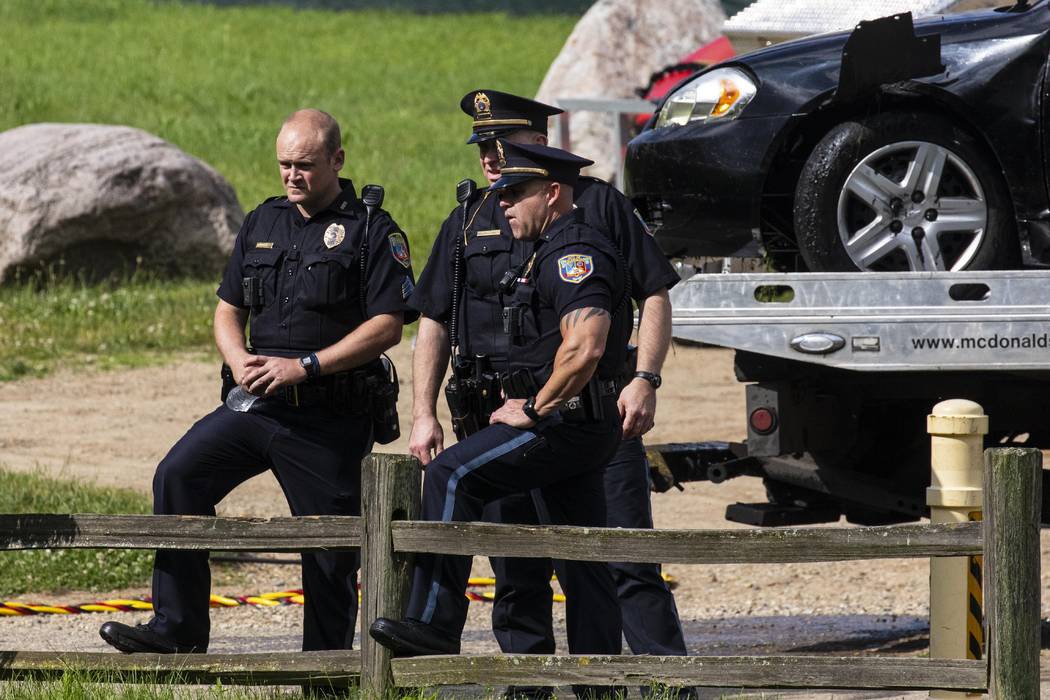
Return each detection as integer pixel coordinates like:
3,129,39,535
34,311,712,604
634,371,662,389
522,396,542,423
299,353,321,381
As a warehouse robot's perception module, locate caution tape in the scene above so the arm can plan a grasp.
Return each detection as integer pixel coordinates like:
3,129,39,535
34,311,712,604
0,591,304,617
967,510,984,660
1,574,676,617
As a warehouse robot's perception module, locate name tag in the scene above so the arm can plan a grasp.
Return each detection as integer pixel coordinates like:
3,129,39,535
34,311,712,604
475,229,501,237
254,242,274,249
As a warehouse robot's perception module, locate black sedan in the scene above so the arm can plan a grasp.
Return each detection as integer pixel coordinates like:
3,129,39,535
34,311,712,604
625,1,1050,272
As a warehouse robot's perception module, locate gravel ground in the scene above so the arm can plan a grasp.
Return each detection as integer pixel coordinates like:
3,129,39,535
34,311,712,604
2,344,1048,698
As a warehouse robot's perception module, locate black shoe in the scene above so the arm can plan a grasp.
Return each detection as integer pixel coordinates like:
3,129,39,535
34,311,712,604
99,621,205,654
368,617,460,657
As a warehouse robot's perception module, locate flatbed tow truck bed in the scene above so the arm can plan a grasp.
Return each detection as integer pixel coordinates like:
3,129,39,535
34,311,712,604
647,270,1050,526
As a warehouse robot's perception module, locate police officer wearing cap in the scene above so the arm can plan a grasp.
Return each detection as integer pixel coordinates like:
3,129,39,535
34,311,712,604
372,142,629,698
99,109,416,656
407,90,689,696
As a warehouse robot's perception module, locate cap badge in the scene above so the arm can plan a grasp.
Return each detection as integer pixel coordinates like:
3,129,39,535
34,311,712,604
323,223,345,249
388,231,412,268
557,254,594,284
495,139,506,169
474,92,492,120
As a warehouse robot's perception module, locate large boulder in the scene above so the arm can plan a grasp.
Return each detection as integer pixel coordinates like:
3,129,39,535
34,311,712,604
0,123,243,282
537,0,726,182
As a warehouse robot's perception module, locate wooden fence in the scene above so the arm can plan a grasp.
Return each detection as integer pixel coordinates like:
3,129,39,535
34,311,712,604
0,448,1041,697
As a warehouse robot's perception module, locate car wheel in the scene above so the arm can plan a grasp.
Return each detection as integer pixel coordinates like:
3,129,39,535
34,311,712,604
794,111,1018,271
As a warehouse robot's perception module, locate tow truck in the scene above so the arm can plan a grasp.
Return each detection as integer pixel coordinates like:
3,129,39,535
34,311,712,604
648,270,1050,526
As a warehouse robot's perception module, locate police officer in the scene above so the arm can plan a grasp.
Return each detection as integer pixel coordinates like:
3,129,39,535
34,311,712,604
99,109,416,655
371,141,628,698
407,90,689,697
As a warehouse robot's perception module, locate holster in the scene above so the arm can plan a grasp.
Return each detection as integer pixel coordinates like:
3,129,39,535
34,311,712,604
366,355,400,445
498,368,540,400
561,376,618,423
445,356,503,440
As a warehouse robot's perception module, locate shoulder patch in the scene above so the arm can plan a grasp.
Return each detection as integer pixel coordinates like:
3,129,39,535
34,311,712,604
557,254,594,284
388,231,411,268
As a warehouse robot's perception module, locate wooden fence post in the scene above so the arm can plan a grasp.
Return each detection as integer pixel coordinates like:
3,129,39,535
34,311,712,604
984,447,1041,700
360,453,421,698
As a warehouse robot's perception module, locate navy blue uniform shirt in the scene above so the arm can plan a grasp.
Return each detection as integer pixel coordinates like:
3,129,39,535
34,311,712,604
410,177,677,357
505,208,631,382
218,179,417,357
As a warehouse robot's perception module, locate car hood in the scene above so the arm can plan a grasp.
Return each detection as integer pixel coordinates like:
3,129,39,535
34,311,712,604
707,2,1050,118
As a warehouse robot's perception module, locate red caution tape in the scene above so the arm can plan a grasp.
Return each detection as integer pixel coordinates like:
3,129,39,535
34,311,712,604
1,574,675,617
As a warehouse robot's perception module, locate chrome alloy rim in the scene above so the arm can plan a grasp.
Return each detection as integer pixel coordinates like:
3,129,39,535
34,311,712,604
836,141,987,271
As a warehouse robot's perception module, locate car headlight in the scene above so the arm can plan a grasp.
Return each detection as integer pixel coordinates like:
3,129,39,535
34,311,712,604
654,67,757,129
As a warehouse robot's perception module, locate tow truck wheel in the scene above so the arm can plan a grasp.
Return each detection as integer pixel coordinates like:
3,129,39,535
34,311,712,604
794,111,1018,272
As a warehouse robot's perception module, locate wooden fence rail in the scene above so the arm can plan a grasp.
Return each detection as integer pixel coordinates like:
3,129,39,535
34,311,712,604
0,514,361,551
0,448,1041,698
389,520,983,563
389,655,987,692
0,650,360,687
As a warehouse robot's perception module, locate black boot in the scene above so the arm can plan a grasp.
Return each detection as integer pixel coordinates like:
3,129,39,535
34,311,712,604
99,621,205,654
368,618,460,657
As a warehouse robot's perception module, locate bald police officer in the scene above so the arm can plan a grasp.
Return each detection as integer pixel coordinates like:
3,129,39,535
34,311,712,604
99,109,416,655
408,90,689,697
372,141,628,699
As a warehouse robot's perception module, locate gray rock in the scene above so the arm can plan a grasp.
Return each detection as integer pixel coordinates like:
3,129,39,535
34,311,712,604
537,0,726,182
0,123,242,282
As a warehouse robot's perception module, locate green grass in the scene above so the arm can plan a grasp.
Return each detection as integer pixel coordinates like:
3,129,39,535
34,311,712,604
0,0,576,258
0,0,574,380
0,468,154,597
0,275,217,381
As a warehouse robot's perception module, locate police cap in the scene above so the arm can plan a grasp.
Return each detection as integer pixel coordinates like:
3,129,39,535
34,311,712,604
459,89,563,144
488,140,594,191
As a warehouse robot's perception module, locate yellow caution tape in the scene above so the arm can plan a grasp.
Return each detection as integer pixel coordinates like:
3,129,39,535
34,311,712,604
0,573,678,617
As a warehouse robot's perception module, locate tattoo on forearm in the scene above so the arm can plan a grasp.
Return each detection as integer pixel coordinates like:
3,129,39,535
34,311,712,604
583,307,609,322
562,307,609,330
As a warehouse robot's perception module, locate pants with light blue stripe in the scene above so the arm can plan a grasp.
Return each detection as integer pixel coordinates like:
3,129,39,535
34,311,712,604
404,416,623,656
488,437,689,662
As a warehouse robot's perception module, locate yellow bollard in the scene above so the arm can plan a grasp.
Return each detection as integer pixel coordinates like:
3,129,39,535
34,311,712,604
927,399,988,700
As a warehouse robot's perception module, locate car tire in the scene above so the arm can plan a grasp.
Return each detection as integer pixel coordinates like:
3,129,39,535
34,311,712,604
794,111,1018,272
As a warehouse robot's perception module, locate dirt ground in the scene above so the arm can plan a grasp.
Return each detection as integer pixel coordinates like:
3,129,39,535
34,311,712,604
1,341,1048,698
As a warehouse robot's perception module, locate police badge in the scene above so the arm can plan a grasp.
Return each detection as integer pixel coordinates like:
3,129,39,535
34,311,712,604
474,91,492,120
323,223,345,249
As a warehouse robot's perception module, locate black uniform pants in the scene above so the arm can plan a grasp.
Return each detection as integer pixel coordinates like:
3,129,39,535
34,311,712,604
404,410,623,657
149,400,372,651
487,437,688,656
